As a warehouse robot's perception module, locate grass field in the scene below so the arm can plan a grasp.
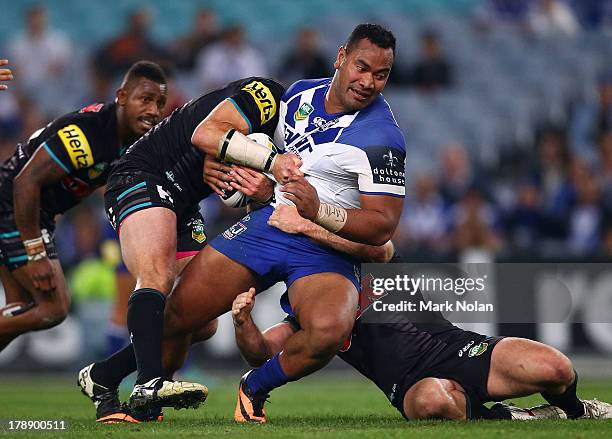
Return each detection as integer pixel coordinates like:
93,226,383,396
1,371,611,438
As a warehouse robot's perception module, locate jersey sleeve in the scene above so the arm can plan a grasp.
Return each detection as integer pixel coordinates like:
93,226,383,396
227,78,285,134
338,121,407,197
40,121,100,174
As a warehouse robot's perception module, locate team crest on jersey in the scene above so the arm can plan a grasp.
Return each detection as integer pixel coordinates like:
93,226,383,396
468,342,488,357
294,102,314,121
191,220,207,244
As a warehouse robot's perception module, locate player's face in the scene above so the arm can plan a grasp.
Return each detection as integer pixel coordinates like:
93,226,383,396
120,78,167,137
332,39,394,112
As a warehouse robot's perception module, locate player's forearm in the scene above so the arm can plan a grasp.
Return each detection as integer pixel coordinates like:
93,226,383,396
335,208,398,246
13,173,43,240
300,220,390,262
234,317,274,367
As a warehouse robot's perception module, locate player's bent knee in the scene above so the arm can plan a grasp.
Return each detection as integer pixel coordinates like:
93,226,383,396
306,318,353,357
545,351,574,387
409,386,454,419
192,319,218,342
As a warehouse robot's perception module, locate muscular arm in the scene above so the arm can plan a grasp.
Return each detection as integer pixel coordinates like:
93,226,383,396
13,147,68,240
268,205,394,262
335,194,403,246
232,289,295,367
191,100,250,156
235,319,294,367
282,178,404,246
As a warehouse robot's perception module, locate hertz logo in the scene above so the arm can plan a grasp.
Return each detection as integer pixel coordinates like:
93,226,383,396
241,81,276,126
57,124,93,169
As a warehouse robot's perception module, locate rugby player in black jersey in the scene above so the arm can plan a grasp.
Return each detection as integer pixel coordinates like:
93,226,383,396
231,204,612,422
0,61,167,351
77,76,303,423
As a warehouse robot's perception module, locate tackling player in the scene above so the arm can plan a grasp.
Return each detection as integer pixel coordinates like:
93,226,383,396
0,61,167,351
77,75,301,423
247,205,612,421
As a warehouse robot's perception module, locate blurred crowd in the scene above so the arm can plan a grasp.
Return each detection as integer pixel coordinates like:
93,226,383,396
0,0,611,280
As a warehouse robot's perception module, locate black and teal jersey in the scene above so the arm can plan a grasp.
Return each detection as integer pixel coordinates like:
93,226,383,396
0,102,124,216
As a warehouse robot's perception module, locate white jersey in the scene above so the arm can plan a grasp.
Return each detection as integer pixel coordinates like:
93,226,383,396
272,78,406,209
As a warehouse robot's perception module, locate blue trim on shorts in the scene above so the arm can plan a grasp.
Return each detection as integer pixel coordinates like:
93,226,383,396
227,98,252,133
43,143,70,173
0,231,20,238
8,255,28,263
117,181,147,201
118,202,153,222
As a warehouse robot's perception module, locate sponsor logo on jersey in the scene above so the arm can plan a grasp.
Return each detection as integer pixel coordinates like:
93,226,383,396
458,340,475,357
57,124,93,169
468,341,488,357
294,102,314,121
241,80,276,126
79,103,104,113
365,146,406,187
222,222,247,240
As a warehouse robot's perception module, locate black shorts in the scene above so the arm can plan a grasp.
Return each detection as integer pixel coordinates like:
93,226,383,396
104,172,208,254
396,331,505,414
0,206,57,271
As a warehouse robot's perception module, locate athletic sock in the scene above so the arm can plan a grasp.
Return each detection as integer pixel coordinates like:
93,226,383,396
127,288,166,385
245,353,292,395
542,370,584,419
466,392,511,420
91,344,137,389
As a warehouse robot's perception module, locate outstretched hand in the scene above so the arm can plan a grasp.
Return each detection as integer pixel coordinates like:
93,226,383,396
232,287,256,327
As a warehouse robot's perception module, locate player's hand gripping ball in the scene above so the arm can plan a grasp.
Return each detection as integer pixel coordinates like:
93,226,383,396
219,133,278,207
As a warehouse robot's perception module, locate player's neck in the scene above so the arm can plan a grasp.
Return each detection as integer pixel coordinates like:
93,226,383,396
115,109,136,146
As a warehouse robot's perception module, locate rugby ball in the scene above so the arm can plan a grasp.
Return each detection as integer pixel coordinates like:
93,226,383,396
219,133,278,208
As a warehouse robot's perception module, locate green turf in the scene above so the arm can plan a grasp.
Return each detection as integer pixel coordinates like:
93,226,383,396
0,371,611,438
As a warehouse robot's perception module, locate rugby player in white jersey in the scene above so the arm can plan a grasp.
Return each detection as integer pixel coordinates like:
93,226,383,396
153,23,405,423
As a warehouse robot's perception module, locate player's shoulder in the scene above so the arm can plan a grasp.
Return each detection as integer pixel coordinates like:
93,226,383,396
339,95,405,152
49,102,115,133
234,76,286,96
283,78,331,102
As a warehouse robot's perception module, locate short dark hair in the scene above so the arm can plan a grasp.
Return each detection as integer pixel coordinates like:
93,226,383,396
345,24,396,55
121,61,167,88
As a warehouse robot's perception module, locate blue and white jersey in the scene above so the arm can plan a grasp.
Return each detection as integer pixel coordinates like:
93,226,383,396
272,78,406,209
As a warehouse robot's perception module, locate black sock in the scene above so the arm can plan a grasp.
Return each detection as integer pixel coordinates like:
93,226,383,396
91,344,137,389
542,370,584,419
466,392,511,420
127,288,166,385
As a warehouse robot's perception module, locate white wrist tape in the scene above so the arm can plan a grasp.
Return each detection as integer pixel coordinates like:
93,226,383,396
218,129,277,172
315,203,348,233
23,237,47,261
